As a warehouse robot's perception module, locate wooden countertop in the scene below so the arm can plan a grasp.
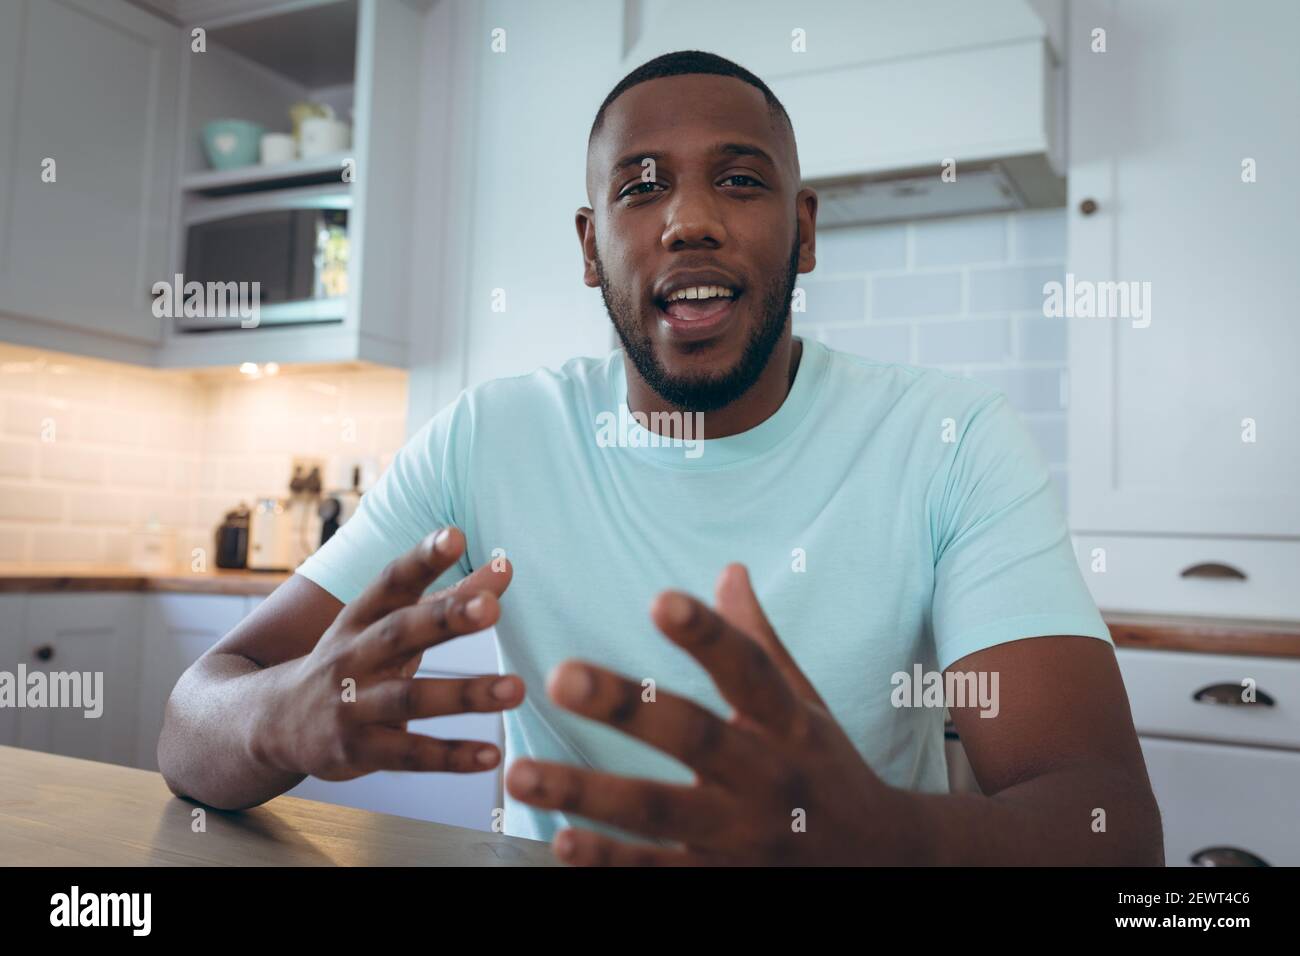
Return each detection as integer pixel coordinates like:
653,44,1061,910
1,568,1298,656
0,566,291,596
1106,612,1300,658
0,745,558,866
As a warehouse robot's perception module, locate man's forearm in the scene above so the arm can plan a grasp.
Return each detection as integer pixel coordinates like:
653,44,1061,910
901,762,1164,866
157,653,307,811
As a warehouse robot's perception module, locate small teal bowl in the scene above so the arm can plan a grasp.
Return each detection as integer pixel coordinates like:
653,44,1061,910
202,119,265,170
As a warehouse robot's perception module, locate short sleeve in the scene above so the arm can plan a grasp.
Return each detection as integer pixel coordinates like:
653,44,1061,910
295,395,472,605
929,394,1111,671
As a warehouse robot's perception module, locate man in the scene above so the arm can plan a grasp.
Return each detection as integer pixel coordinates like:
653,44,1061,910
160,51,1163,866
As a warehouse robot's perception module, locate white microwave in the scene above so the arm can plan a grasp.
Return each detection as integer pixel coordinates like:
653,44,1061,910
178,185,351,331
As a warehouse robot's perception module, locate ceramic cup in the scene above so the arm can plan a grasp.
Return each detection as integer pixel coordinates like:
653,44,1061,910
260,132,296,165
299,116,351,158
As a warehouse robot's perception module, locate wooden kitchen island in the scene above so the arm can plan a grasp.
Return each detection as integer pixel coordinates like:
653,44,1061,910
0,746,558,866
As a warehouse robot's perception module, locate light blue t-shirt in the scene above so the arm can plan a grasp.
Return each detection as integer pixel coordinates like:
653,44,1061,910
297,337,1110,841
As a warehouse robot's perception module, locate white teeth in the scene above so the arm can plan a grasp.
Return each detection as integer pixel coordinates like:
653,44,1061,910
665,285,736,303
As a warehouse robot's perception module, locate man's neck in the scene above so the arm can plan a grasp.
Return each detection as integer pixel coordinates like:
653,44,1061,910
625,334,804,440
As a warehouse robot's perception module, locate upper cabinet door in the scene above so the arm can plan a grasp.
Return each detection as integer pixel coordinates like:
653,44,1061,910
0,0,180,345
1066,0,1300,536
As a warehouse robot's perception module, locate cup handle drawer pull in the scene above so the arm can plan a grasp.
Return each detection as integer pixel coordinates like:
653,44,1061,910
1192,683,1275,706
1179,562,1246,580
1191,846,1269,867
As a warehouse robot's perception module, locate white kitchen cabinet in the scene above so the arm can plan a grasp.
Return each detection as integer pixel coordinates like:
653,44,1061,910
0,0,431,371
0,0,181,360
1066,0,1300,541
1116,648,1300,752
1141,737,1299,867
135,592,249,770
1072,535,1300,621
16,593,142,767
0,594,29,747
156,0,424,369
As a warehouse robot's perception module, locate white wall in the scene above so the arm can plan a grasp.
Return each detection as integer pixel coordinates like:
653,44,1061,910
406,0,627,428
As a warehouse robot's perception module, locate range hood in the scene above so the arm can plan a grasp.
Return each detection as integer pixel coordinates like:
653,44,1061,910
811,156,1064,228
624,0,1067,225
777,32,1066,225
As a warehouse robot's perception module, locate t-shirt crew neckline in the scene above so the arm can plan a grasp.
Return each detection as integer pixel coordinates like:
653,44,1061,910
609,336,829,470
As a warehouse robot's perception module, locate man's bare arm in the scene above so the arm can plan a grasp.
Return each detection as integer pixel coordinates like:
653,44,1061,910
157,528,522,811
908,636,1164,865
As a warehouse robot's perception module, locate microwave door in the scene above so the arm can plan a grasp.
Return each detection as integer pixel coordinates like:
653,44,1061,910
180,188,350,330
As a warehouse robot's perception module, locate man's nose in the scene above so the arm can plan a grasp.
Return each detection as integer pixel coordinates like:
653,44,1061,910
660,188,728,250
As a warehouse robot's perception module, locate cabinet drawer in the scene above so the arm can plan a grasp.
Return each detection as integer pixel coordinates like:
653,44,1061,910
1072,535,1300,620
417,627,498,676
1117,648,1300,750
1140,737,1300,866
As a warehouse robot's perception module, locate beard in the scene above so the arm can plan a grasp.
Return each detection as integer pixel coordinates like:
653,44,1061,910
596,232,801,413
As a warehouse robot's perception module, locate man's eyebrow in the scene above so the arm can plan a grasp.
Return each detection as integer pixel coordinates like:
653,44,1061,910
609,142,778,176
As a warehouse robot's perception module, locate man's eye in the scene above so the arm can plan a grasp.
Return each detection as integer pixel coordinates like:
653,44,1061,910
620,181,662,199
720,174,763,188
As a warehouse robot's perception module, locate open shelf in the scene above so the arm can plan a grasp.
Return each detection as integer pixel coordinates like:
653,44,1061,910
181,151,352,196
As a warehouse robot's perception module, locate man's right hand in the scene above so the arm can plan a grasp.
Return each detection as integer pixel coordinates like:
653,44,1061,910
252,527,522,781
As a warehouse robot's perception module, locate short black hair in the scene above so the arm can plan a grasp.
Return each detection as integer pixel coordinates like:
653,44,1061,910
588,50,794,148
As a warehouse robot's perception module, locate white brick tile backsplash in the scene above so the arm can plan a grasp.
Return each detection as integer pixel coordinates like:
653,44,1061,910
0,484,62,522
0,440,35,478
871,271,963,318
101,530,131,565
917,318,1013,365
913,216,1008,267
38,444,106,483
108,451,170,488
814,224,908,275
794,210,1070,477
820,324,912,365
5,396,75,440
0,342,408,565
971,368,1065,414
0,528,25,562
67,491,137,527
800,278,867,324
1016,316,1069,361
968,263,1063,314
79,406,143,446
1012,209,1068,262
1023,416,1068,465
31,528,102,564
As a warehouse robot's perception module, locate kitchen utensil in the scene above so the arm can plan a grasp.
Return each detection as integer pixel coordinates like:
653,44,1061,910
214,504,250,569
201,119,264,170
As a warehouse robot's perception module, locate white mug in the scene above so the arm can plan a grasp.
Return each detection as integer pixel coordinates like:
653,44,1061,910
299,117,350,158
260,132,296,165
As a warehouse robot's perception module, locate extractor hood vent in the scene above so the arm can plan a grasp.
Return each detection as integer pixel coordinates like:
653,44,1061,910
809,154,1065,228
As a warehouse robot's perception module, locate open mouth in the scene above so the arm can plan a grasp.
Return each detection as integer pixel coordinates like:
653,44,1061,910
653,284,742,340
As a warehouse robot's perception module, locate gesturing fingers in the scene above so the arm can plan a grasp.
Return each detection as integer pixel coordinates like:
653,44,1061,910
545,660,767,786
506,759,729,845
337,726,501,776
343,527,466,629
650,591,803,735
552,828,696,867
714,563,828,709
356,586,499,669
353,674,524,724
422,551,514,606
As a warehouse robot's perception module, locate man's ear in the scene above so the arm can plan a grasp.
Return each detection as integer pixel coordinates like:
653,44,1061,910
575,208,599,288
796,187,818,275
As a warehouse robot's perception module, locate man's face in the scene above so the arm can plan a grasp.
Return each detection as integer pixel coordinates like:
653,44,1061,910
578,74,817,412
